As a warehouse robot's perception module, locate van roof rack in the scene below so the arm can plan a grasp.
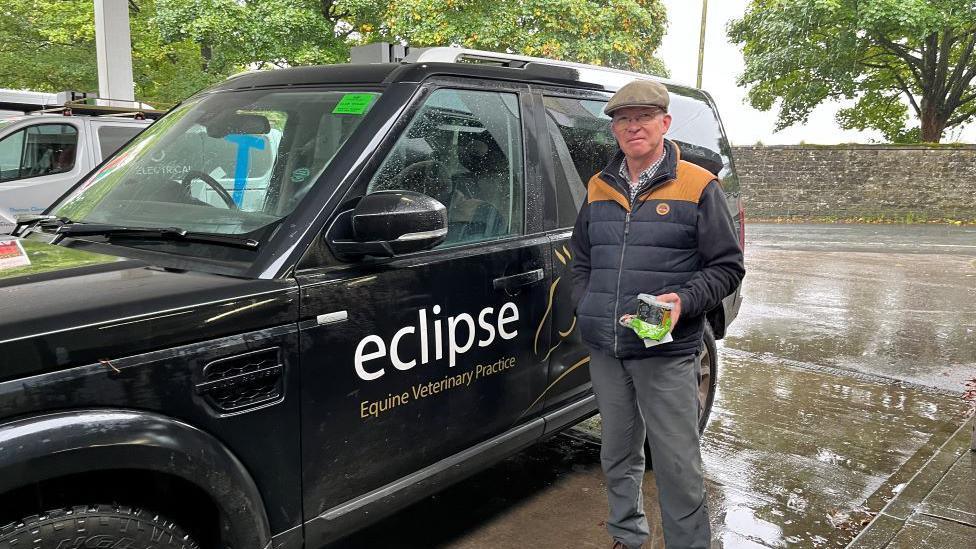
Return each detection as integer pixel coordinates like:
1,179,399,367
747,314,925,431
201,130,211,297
403,47,680,90
0,90,166,120
31,98,166,120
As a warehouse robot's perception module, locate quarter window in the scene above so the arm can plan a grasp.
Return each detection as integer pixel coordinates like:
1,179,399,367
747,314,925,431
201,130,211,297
367,88,524,247
0,123,78,183
668,91,739,192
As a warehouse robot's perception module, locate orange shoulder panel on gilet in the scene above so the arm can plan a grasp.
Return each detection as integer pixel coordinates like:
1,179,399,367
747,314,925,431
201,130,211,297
586,160,717,211
640,160,716,204
586,172,630,211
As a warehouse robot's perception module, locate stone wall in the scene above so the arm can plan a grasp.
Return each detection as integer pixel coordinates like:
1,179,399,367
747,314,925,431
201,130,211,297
732,145,976,221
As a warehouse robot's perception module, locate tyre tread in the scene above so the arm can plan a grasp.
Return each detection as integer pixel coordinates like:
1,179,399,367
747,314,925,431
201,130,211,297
0,503,199,548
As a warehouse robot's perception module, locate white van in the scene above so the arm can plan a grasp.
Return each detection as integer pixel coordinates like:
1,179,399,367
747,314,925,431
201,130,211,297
0,91,156,232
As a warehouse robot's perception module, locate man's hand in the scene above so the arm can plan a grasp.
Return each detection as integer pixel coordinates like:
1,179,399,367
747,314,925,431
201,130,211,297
655,293,681,328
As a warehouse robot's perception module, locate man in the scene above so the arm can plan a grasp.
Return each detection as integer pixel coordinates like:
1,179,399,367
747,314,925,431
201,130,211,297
569,80,745,549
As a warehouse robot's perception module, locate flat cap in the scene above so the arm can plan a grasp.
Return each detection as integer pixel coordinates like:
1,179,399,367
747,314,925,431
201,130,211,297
604,80,670,115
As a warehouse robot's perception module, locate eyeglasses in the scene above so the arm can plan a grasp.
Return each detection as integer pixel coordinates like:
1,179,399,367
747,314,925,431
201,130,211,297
611,109,664,128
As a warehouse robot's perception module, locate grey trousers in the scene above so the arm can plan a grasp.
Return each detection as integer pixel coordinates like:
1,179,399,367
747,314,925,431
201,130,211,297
589,348,711,549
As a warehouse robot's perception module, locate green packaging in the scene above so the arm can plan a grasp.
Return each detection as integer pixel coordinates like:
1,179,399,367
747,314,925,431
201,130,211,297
627,315,672,341
624,293,674,341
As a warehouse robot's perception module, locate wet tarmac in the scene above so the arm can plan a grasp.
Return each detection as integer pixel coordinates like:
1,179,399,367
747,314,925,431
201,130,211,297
333,223,975,548
728,223,975,393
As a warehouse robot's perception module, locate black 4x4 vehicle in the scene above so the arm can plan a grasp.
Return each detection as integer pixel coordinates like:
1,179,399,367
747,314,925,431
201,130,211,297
0,48,743,549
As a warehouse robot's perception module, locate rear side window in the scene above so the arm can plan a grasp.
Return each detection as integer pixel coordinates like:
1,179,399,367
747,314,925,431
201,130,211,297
544,90,738,228
0,123,77,182
667,91,739,192
543,96,616,228
96,125,143,159
367,88,525,247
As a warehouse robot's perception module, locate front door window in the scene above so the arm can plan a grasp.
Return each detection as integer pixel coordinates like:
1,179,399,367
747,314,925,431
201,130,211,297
0,124,78,182
367,88,524,246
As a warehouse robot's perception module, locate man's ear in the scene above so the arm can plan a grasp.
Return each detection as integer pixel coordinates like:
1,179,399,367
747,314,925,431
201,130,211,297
662,113,673,133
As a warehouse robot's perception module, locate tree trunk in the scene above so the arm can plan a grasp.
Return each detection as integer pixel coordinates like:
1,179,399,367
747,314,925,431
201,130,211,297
919,100,945,142
201,42,212,72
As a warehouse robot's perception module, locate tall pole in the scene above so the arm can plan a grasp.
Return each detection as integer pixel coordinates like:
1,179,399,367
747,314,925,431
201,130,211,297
697,0,708,88
94,0,135,102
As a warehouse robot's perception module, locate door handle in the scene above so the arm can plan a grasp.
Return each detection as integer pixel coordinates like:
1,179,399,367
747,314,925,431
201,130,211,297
493,268,544,291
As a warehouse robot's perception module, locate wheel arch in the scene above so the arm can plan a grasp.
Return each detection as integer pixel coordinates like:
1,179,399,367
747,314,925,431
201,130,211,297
0,408,271,549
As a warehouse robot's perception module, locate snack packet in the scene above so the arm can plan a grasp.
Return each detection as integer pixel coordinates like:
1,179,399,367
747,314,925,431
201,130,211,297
619,294,674,343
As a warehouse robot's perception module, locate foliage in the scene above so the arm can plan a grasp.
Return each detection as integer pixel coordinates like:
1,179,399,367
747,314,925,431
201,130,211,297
729,0,976,142
157,0,668,74
155,0,352,71
0,0,669,107
0,0,220,106
348,0,669,75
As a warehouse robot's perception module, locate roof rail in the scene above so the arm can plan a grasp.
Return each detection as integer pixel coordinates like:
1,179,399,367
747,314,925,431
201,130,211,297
30,98,165,120
0,90,166,120
403,47,679,89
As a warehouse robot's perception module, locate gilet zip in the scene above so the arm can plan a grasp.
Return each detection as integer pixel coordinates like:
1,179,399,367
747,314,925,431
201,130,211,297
601,168,672,357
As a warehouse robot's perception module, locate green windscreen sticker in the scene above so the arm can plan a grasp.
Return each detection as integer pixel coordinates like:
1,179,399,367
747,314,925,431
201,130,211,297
333,93,377,115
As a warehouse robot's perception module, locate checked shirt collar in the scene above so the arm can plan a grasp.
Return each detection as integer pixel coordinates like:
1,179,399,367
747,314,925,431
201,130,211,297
619,146,668,201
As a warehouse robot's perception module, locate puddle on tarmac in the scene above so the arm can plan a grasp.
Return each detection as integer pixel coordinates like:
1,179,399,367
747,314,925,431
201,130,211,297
697,349,969,547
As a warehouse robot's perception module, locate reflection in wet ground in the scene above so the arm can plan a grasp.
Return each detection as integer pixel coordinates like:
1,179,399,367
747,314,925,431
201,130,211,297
700,351,968,548
334,224,974,548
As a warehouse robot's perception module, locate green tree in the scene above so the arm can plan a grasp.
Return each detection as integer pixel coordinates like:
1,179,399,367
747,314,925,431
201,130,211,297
156,0,669,75
0,0,219,106
729,0,976,143
155,0,355,71
352,0,668,75
2,0,668,107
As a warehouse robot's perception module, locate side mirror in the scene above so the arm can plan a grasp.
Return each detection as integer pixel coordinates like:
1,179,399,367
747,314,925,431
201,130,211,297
329,190,448,259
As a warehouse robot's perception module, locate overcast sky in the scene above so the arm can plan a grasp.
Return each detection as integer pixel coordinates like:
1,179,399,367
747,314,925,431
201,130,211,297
658,0,976,145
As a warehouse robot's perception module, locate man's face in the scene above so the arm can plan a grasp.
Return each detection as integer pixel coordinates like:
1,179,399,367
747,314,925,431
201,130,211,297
610,106,672,160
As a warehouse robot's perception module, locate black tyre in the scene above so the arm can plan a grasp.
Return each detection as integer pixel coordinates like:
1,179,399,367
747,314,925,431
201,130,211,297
0,504,200,549
696,322,719,433
645,322,719,469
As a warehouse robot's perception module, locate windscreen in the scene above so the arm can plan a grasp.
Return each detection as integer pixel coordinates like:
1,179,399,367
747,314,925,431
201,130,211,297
53,88,379,235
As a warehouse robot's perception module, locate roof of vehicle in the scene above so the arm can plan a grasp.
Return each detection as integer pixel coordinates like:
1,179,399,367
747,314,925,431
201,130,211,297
0,113,153,125
0,89,165,120
209,48,705,99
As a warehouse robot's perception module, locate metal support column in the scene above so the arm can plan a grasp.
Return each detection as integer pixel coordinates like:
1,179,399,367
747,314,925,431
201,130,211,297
94,0,135,102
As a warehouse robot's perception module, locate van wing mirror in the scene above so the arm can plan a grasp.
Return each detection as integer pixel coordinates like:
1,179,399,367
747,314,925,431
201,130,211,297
328,190,448,259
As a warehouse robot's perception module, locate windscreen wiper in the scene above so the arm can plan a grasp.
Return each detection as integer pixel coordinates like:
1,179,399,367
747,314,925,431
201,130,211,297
11,214,71,236
56,223,260,249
